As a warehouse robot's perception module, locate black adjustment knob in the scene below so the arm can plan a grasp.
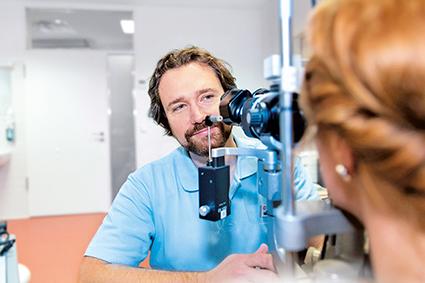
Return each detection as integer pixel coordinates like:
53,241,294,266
247,110,263,127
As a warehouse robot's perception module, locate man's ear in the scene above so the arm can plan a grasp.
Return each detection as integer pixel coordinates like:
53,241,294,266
329,132,355,175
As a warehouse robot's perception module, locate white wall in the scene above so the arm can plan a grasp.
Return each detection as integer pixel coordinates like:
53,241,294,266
259,0,315,63
0,2,28,219
133,4,277,167
0,2,26,61
261,0,280,59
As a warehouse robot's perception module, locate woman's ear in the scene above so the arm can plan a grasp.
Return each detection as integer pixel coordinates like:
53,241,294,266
330,133,355,176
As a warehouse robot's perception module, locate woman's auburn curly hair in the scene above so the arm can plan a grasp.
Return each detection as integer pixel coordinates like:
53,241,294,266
301,0,425,228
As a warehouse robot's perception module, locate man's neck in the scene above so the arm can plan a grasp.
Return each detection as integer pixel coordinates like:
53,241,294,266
189,136,237,168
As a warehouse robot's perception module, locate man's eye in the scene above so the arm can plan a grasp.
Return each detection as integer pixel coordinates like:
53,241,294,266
201,94,216,102
172,104,186,112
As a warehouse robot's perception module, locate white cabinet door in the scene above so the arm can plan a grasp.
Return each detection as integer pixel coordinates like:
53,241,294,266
25,50,111,216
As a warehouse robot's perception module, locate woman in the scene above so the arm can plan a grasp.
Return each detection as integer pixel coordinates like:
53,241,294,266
300,0,425,282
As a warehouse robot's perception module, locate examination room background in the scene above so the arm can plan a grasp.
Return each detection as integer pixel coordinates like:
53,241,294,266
0,0,313,282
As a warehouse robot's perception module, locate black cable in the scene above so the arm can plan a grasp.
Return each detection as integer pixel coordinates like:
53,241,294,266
0,238,15,256
0,221,15,256
320,234,329,260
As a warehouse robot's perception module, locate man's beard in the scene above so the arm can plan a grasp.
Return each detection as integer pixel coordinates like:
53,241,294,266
184,121,232,157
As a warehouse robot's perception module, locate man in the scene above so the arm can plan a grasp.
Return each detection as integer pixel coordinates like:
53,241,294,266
79,46,318,282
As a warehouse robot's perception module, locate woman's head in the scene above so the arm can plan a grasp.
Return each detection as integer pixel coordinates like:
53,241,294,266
301,0,425,227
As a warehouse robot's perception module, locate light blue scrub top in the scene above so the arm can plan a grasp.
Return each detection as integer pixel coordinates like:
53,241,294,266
85,135,318,271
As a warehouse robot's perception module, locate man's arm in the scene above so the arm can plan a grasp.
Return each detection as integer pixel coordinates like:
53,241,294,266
78,256,202,283
293,156,320,200
292,158,325,251
79,244,277,283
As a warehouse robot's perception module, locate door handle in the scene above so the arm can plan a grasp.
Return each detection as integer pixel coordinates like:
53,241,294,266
92,132,105,142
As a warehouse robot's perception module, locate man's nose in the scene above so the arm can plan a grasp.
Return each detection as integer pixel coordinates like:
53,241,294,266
190,104,205,124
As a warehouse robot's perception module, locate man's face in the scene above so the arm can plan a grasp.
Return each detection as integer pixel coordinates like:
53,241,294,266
158,62,232,156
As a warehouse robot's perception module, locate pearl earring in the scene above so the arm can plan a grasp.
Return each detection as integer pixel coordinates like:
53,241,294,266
335,164,351,182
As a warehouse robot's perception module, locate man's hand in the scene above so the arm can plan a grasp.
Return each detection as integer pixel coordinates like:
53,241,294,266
79,245,279,283
202,244,279,283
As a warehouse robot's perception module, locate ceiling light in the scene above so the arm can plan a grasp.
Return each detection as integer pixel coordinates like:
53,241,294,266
120,19,134,34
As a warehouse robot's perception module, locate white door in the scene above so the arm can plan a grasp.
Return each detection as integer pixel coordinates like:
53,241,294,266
25,50,111,216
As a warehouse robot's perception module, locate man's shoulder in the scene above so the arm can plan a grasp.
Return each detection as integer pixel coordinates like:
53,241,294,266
120,147,186,195
133,146,186,176
146,146,186,166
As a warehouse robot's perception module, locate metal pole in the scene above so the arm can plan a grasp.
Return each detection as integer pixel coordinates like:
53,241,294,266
279,0,295,218
278,0,298,277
